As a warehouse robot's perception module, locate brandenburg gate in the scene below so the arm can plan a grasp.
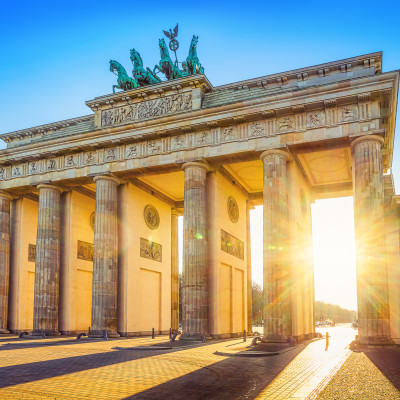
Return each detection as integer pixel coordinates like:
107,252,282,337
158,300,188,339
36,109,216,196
0,38,399,344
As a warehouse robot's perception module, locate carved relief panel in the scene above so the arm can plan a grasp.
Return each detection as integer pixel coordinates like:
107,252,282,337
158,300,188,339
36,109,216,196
338,105,358,123
140,237,162,262
100,93,192,127
77,240,94,262
306,111,325,128
221,230,244,260
28,244,36,262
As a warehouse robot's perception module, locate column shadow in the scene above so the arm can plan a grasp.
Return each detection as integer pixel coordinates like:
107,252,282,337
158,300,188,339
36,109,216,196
363,347,400,391
122,346,305,400
0,343,198,389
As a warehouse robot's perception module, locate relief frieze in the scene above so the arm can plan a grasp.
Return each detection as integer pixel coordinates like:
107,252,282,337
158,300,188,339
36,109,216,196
221,229,244,260
101,93,192,127
140,237,162,262
0,102,368,182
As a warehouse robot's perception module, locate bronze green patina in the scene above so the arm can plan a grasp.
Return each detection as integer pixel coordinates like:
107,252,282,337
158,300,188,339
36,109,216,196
154,38,189,80
130,48,161,86
109,26,204,93
186,35,204,75
109,60,139,93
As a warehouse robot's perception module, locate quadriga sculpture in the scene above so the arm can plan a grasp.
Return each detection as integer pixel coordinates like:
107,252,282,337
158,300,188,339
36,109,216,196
154,38,189,80
109,60,139,93
130,48,161,86
186,35,204,75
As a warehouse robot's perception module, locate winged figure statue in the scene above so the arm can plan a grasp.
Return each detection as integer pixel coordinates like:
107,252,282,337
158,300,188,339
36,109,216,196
163,23,178,40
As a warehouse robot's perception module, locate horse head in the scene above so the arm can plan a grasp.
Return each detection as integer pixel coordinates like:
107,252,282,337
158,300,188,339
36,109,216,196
130,48,143,66
191,35,199,49
109,59,119,73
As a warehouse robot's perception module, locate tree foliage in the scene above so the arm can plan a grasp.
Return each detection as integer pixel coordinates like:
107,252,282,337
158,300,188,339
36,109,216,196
315,300,357,323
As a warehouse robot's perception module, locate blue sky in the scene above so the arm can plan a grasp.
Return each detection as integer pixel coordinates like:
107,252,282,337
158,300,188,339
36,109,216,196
1,1,399,310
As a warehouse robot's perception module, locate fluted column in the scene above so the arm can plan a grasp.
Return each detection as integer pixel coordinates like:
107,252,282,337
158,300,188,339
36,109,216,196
246,202,253,333
171,209,180,332
261,149,292,341
0,192,12,333
181,162,209,340
33,185,62,335
351,135,391,343
89,175,120,338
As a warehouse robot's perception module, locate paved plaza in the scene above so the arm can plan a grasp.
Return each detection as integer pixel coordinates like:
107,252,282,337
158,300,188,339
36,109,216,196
0,325,398,399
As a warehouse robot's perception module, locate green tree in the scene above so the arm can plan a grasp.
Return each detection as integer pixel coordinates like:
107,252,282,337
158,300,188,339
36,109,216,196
252,282,263,325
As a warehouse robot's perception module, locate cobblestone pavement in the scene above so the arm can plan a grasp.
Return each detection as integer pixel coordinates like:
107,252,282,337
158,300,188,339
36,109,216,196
0,327,398,399
316,351,400,399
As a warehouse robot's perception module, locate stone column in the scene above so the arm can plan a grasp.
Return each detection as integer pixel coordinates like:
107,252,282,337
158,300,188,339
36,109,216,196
33,185,62,335
0,192,12,333
171,209,180,332
181,162,209,340
351,135,391,343
246,202,253,333
89,175,120,338
261,149,292,341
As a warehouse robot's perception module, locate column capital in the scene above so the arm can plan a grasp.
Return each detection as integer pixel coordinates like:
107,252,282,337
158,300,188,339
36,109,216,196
182,161,210,172
93,175,120,185
0,191,15,201
171,208,183,217
260,149,292,162
37,184,63,193
351,135,384,150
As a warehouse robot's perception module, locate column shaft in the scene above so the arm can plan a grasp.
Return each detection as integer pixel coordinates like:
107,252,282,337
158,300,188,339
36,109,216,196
246,202,253,333
33,185,61,335
261,150,292,340
90,176,119,337
181,162,209,340
0,192,12,333
352,135,391,342
171,209,179,332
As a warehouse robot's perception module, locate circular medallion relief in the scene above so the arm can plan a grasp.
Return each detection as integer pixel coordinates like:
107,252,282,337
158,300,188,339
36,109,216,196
300,189,307,216
144,204,160,230
90,212,95,231
227,196,239,223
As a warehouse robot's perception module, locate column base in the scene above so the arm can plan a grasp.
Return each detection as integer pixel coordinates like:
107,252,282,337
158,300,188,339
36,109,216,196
88,330,120,338
179,333,211,341
261,334,289,343
356,335,395,346
31,329,61,336
0,329,10,334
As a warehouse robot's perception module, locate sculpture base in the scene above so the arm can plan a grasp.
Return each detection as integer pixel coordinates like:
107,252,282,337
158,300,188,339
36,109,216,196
31,329,61,336
88,330,120,339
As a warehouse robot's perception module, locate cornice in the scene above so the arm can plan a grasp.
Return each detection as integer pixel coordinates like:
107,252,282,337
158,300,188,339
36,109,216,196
0,71,396,167
214,52,382,92
0,115,93,144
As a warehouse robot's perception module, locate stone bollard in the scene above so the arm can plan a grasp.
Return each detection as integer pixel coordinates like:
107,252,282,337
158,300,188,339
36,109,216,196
243,329,247,342
152,328,155,339
103,330,108,341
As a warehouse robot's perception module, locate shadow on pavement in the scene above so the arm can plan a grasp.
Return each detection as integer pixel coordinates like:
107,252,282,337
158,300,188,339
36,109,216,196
0,341,204,388
364,346,400,391
123,344,306,400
